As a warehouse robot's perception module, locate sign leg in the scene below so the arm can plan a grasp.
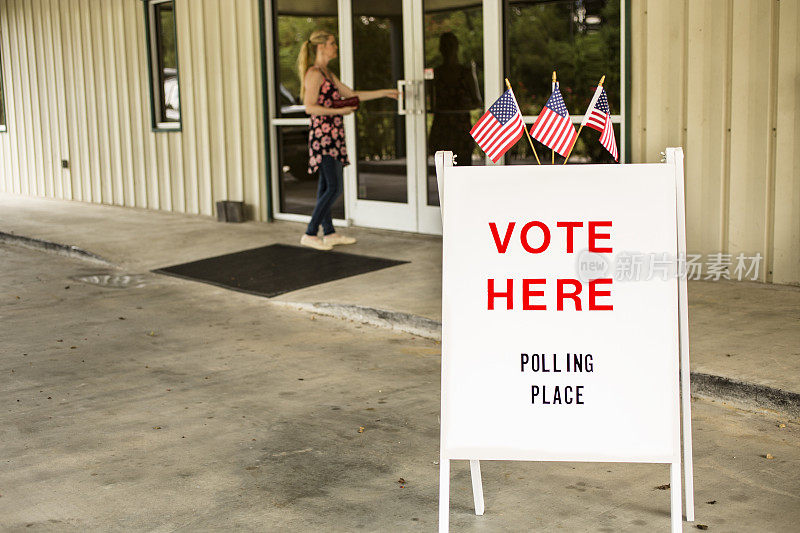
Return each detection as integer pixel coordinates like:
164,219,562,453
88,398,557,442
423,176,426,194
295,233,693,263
670,463,682,533
469,460,485,515
682,368,695,521
439,458,450,532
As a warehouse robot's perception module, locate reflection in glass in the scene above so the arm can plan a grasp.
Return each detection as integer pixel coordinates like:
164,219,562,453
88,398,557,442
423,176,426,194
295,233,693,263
504,0,620,117
352,2,407,203
424,3,483,205
277,126,344,218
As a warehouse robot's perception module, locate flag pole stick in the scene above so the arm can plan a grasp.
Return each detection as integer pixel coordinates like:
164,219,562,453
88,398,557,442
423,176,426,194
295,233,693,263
563,75,605,165
551,71,557,164
505,78,540,165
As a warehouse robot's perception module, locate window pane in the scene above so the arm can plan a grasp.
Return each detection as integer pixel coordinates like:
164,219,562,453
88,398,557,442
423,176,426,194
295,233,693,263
505,0,620,117
352,1,407,203
274,0,338,118
277,125,344,219
154,2,179,123
274,0,341,217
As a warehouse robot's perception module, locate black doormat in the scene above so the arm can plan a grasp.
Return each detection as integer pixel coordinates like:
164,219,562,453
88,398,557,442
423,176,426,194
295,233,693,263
153,243,408,298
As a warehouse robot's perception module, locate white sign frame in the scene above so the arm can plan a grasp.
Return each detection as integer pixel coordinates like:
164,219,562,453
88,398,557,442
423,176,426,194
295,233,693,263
435,149,694,532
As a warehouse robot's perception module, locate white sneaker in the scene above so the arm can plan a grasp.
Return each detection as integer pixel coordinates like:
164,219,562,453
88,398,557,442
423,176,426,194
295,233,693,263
300,234,333,250
324,233,357,246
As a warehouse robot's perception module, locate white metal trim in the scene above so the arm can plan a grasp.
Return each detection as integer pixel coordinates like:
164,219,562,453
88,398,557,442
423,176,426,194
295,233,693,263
264,0,282,220
620,1,627,163
482,0,503,166
273,211,349,227
338,0,356,225
271,117,310,126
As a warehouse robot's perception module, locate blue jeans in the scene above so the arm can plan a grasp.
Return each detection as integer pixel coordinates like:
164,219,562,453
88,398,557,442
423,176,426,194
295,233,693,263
306,155,343,236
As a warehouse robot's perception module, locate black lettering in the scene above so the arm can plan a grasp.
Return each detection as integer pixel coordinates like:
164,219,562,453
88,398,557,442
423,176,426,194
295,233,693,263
585,354,594,372
553,353,561,372
531,385,540,403
521,353,529,371
576,386,584,404
565,386,573,404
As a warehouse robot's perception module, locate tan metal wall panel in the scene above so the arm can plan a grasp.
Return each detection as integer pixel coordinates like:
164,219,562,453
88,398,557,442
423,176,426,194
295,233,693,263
772,0,800,284
629,1,646,166
728,0,773,277
684,0,730,253
239,0,265,220
188,1,213,216
204,0,228,206
221,0,243,206
175,0,198,215
641,0,687,162
631,0,796,285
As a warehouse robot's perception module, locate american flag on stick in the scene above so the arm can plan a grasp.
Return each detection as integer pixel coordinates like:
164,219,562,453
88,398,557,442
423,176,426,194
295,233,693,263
581,84,618,161
470,88,526,163
530,82,577,158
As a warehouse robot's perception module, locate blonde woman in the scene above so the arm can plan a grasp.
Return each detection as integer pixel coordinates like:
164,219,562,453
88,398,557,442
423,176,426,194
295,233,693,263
298,30,398,251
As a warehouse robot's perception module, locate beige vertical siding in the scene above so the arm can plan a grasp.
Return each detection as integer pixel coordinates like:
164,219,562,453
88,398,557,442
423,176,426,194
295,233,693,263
0,0,267,219
631,0,799,285
772,0,800,285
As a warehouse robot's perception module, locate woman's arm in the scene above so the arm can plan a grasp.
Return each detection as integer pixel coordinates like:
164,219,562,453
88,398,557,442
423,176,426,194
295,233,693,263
331,73,398,101
303,68,355,116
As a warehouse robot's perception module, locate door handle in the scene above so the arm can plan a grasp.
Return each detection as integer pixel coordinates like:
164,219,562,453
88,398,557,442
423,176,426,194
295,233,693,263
397,79,409,115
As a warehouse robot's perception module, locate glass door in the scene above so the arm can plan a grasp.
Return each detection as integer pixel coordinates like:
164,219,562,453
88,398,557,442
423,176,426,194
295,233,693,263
343,0,422,232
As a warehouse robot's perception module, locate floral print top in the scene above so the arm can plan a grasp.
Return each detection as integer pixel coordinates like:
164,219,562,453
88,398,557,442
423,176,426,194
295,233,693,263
308,73,350,174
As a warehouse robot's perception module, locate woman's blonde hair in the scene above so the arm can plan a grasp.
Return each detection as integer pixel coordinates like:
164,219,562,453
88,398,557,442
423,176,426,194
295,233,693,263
297,30,334,99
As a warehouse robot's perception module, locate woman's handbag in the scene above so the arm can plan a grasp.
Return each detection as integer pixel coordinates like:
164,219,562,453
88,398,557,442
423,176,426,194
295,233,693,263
331,96,360,109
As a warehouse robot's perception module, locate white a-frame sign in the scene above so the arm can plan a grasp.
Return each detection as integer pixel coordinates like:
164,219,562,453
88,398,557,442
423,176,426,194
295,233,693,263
435,148,694,532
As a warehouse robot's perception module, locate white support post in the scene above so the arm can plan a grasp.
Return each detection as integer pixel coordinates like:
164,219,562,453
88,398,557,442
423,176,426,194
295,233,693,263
439,458,450,532
482,0,503,165
434,151,453,214
670,462,682,533
469,460,485,515
668,147,695,521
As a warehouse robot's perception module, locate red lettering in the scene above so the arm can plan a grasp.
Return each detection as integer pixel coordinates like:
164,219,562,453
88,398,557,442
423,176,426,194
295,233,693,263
589,221,613,253
488,278,513,310
488,222,515,254
520,221,551,254
522,279,546,310
557,279,582,311
589,279,613,310
557,222,583,253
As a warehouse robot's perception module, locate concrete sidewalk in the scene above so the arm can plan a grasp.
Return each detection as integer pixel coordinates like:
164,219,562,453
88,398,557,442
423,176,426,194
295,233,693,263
1,192,799,417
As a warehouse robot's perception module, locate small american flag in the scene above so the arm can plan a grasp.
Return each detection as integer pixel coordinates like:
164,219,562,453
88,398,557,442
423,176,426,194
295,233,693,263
530,82,577,158
581,85,618,161
470,89,525,163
